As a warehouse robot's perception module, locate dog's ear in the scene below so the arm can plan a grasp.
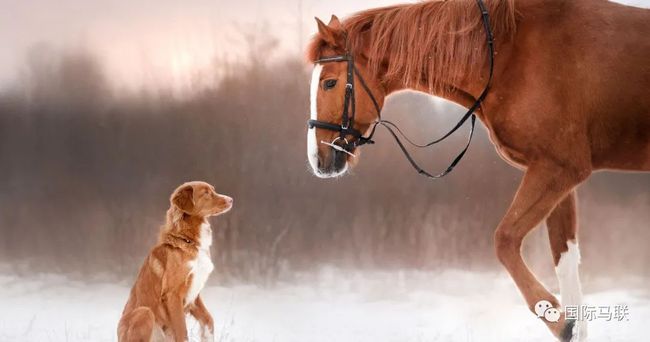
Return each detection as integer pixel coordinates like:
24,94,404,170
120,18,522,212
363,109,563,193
172,184,195,214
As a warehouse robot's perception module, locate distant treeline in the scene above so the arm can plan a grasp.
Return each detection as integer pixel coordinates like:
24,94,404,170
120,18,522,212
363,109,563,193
0,44,648,285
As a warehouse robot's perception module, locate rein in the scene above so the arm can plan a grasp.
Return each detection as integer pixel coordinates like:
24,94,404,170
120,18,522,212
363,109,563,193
308,0,495,179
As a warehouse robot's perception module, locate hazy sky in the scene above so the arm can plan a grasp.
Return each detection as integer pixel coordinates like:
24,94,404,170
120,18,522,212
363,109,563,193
0,0,407,91
0,0,647,91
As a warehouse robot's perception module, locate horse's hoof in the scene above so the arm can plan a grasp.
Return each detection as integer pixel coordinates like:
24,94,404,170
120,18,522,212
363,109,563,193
559,318,577,342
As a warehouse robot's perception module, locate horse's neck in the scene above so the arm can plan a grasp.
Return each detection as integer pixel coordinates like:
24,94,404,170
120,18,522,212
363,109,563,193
380,39,514,120
383,73,498,116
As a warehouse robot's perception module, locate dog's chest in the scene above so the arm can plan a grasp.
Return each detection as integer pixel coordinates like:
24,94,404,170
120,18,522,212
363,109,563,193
185,222,214,306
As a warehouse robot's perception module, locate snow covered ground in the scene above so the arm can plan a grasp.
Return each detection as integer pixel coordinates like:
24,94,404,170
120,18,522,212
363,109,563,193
1,268,648,342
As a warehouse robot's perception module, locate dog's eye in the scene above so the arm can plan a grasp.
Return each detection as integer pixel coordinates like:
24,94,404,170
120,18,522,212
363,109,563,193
322,79,337,90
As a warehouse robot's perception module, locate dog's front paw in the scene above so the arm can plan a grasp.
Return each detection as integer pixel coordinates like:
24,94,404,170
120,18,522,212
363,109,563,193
200,328,215,342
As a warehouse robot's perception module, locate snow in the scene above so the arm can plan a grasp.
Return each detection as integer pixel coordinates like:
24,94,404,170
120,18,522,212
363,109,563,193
0,268,648,341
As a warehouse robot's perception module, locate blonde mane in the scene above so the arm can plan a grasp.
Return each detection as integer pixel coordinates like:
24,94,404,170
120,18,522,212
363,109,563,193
308,0,517,94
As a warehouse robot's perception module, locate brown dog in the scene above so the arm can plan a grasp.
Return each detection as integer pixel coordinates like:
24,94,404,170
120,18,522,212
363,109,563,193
117,181,233,342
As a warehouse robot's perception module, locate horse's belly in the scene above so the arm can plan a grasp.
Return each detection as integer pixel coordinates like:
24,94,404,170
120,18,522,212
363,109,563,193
592,141,650,171
590,117,650,171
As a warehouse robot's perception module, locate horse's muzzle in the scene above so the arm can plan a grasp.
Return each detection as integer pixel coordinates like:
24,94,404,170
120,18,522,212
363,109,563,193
317,147,349,176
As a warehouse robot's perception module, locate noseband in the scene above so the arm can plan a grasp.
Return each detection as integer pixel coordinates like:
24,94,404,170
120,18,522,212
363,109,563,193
308,0,495,179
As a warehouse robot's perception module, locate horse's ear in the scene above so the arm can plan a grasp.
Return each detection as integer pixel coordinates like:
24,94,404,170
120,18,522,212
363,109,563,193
328,15,342,30
315,16,344,48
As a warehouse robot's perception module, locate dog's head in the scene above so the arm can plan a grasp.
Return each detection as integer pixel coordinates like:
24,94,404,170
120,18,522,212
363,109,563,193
170,181,233,220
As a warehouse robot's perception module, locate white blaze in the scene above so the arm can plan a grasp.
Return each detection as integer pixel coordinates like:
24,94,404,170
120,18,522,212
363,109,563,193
308,64,323,174
307,64,349,178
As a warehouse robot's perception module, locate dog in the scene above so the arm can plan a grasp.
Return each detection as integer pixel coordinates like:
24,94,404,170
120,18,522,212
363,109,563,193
117,181,233,342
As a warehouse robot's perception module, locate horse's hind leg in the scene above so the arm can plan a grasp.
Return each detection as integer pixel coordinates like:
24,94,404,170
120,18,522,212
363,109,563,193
117,307,156,342
494,162,589,341
547,191,586,341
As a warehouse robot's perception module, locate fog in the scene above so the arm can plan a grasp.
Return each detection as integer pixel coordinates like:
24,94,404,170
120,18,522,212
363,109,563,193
0,0,410,91
0,0,649,341
4,0,644,91
1,30,648,285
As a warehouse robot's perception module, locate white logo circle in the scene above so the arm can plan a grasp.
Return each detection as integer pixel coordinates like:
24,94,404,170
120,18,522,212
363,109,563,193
534,300,553,318
544,307,561,323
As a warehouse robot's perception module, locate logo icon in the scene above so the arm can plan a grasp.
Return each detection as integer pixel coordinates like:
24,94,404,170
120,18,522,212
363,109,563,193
535,300,560,323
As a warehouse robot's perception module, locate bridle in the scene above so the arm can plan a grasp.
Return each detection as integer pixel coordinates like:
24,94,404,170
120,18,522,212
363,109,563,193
308,0,495,179
308,52,380,154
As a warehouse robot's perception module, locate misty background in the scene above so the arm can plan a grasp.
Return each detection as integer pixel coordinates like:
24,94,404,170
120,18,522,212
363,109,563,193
0,0,649,289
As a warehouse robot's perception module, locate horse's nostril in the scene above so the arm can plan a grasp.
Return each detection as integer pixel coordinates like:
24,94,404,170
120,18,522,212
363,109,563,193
333,150,347,169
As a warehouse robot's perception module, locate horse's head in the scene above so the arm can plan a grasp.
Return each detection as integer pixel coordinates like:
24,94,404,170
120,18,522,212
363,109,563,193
307,15,385,178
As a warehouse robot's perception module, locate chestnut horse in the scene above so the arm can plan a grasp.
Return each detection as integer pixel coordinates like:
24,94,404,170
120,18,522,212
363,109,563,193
305,0,649,341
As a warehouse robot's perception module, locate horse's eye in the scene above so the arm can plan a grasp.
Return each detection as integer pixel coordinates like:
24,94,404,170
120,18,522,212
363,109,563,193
323,79,337,90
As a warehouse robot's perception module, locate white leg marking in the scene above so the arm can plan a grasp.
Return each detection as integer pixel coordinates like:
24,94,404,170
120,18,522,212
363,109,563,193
556,241,582,306
307,64,323,174
556,240,587,341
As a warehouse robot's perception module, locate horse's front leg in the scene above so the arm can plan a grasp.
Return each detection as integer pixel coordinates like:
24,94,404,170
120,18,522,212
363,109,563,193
547,191,587,341
494,162,589,341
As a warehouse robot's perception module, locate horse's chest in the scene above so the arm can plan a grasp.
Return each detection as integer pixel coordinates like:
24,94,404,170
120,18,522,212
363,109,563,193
185,224,214,306
483,119,529,169
493,142,527,169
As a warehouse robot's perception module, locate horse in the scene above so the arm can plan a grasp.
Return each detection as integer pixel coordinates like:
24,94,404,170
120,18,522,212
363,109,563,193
304,0,650,341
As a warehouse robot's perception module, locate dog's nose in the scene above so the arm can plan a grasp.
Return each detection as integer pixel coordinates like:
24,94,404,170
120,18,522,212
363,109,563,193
223,196,233,205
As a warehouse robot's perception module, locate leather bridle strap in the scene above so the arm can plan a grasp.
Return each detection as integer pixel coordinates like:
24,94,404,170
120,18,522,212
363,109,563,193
308,0,495,179
308,54,372,148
